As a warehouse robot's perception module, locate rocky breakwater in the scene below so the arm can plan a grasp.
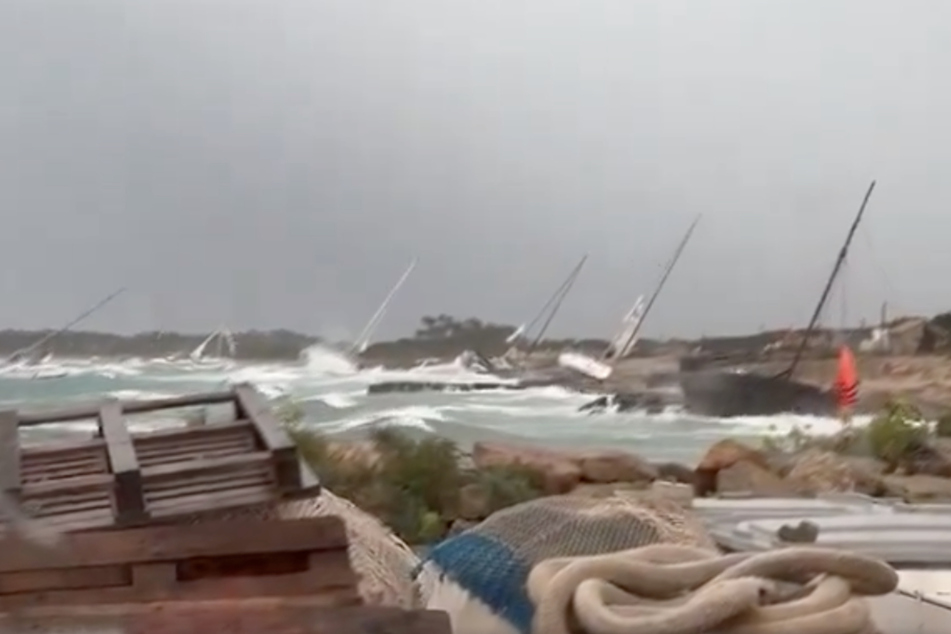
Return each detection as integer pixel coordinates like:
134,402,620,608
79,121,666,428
303,429,668,544
690,435,951,502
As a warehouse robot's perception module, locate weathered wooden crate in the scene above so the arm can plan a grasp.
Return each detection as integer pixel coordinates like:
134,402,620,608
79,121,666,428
0,383,319,534
0,516,357,608
0,516,451,633
0,605,451,634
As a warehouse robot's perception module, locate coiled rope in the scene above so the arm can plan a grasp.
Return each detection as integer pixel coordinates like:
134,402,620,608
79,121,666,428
527,545,897,634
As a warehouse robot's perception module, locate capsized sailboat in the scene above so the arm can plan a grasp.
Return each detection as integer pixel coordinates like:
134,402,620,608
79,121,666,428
679,181,876,417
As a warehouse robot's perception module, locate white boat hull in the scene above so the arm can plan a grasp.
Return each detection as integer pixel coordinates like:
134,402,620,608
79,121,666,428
558,352,613,380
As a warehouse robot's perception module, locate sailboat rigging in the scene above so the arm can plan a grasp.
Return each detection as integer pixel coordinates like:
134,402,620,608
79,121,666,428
558,215,701,381
679,180,877,417
509,255,588,358
2,287,128,379
609,214,701,367
778,180,877,380
189,327,237,363
349,258,418,357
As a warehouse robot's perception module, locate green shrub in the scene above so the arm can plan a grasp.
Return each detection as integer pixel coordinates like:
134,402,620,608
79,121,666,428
936,413,951,438
279,405,546,544
865,400,928,468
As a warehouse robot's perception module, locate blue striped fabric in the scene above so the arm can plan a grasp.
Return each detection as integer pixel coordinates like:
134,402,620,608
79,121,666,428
420,532,535,634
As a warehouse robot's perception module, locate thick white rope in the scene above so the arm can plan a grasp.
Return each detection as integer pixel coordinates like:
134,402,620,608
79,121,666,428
527,545,897,634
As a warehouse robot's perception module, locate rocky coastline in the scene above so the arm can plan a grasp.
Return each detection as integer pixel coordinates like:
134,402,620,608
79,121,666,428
283,399,951,545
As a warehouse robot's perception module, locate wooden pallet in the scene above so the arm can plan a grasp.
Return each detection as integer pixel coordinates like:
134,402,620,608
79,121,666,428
1,384,319,533
0,516,451,633
0,516,357,608
0,605,451,634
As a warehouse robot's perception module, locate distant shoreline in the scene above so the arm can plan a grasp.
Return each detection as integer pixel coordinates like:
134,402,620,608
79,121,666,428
0,311,947,365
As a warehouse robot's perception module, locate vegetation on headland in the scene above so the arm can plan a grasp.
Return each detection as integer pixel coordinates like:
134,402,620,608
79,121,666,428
762,398,951,472
276,400,545,544
4,310,951,363
277,394,951,543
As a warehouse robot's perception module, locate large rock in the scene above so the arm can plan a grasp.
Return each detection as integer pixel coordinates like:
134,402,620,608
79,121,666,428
457,483,491,521
883,474,951,502
471,442,657,495
695,439,772,497
716,459,800,497
472,442,582,494
576,450,657,484
786,449,892,497
904,438,951,477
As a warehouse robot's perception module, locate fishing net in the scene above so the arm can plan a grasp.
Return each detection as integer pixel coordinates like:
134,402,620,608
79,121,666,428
185,489,422,609
276,490,422,608
415,494,714,634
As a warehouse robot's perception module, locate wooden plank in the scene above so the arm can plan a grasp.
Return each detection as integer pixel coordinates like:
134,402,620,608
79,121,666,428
0,605,450,634
21,473,114,497
132,419,254,444
18,390,236,427
0,516,348,573
99,399,148,526
0,547,357,609
0,410,20,494
233,383,303,492
140,452,272,480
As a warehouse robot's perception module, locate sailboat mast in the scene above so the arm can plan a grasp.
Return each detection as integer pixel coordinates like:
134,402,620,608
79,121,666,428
350,257,418,355
611,214,701,368
518,255,588,346
524,255,588,356
783,180,876,378
7,287,127,363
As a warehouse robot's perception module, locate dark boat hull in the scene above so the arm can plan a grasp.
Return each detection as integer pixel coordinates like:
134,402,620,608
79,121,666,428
679,370,836,418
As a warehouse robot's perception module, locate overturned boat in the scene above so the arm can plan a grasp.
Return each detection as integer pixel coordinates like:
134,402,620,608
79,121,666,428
679,180,876,417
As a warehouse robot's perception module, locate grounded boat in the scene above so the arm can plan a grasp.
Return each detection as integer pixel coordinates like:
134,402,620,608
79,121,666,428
187,327,238,367
559,214,701,382
679,180,876,417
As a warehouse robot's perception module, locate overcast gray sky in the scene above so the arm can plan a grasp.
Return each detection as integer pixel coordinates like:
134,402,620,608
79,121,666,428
0,1,948,340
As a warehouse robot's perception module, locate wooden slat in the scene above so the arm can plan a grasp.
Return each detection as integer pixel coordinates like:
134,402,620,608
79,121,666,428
99,400,147,526
21,473,114,497
132,419,254,444
17,390,237,426
0,516,348,573
0,547,357,610
0,410,20,493
0,606,451,634
141,452,272,480
234,384,302,491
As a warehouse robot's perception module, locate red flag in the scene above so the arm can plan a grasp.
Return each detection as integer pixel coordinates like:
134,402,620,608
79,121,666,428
834,345,859,409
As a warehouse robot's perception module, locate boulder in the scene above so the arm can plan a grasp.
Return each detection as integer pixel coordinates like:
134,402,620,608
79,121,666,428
695,439,772,497
457,483,491,521
904,438,951,477
472,442,581,494
576,450,657,484
786,449,891,496
716,459,800,497
883,474,951,502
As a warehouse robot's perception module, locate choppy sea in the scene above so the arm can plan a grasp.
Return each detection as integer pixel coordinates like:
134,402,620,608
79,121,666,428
3,346,865,466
